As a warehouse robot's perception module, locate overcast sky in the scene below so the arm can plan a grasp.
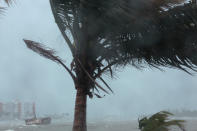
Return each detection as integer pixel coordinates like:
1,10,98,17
0,0,197,121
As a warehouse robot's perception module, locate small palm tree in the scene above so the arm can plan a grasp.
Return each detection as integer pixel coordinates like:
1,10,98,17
138,111,185,131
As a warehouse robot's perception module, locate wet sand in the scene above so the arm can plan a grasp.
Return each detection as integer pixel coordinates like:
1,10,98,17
0,118,196,131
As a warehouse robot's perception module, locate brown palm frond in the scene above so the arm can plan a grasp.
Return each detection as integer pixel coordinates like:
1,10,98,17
24,39,60,63
94,93,105,98
98,76,113,93
23,39,76,82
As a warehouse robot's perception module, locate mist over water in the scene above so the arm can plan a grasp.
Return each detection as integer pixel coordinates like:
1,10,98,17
0,0,197,122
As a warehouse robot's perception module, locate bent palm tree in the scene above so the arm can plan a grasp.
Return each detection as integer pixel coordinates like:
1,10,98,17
24,0,197,131
138,111,185,131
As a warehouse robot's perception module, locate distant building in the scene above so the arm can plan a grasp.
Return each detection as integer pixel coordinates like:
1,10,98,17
0,101,35,120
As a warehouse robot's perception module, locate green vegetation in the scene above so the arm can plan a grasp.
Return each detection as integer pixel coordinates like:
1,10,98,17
139,111,185,131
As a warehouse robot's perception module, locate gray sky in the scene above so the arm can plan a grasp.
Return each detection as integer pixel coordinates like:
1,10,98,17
0,0,197,121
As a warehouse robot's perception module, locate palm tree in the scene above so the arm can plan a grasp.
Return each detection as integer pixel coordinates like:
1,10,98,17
138,111,185,131
24,0,197,131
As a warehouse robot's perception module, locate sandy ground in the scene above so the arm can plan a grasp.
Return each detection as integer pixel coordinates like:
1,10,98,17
0,118,196,131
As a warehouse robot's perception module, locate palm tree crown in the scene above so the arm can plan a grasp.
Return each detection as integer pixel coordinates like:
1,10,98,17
49,0,197,75
24,1,197,131
24,0,197,97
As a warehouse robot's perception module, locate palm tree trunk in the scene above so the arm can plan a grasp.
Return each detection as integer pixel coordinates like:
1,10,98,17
72,87,87,131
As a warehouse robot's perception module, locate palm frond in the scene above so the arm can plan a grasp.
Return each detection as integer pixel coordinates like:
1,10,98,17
139,111,185,131
23,39,77,82
98,76,113,93
113,3,197,73
24,39,61,63
50,0,197,75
